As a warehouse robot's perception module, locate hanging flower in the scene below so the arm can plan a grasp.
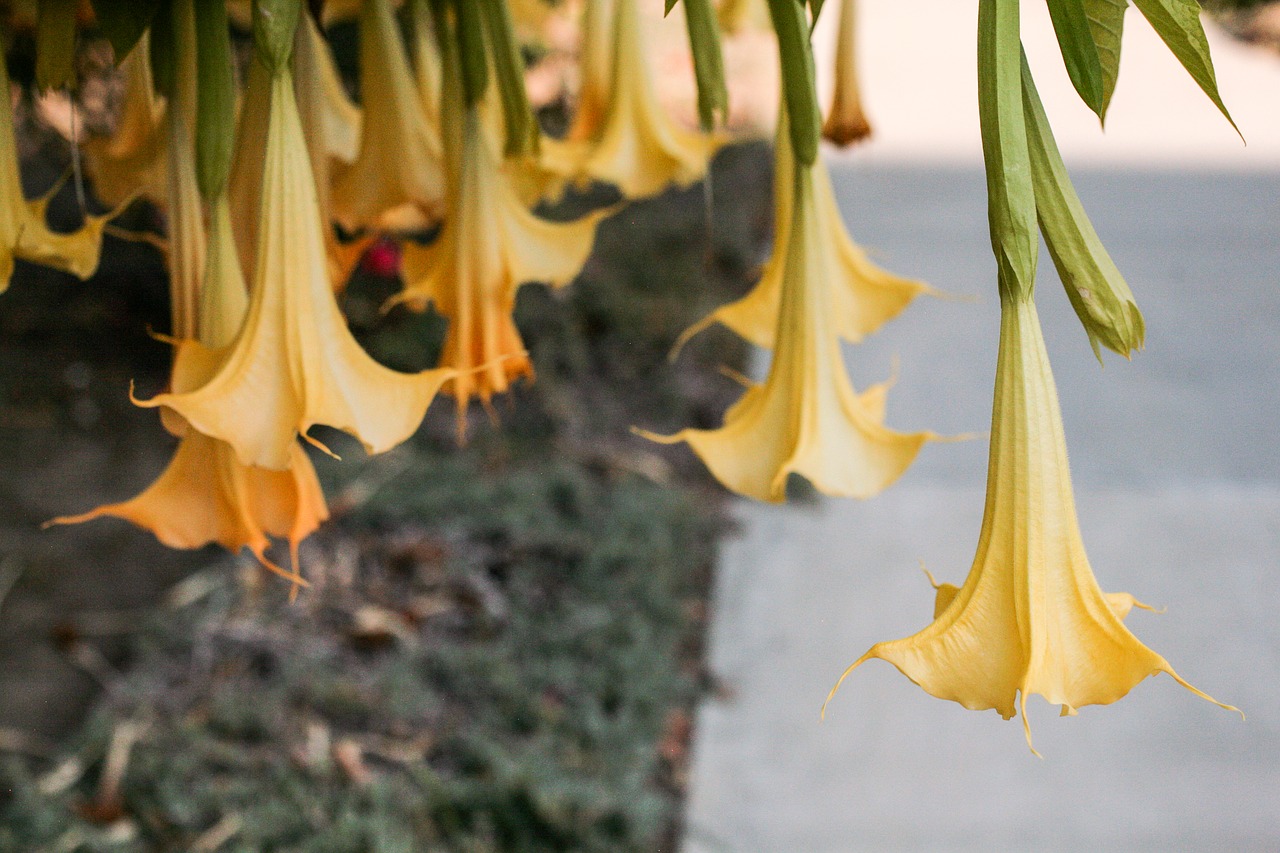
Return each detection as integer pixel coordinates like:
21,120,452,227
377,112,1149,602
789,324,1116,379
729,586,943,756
137,67,453,472
329,0,445,232
1,53,115,293
822,0,873,147
49,193,328,596
638,138,938,502
394,30,606,440
675,113,931,355
823,295,1239,753
544,0,723,200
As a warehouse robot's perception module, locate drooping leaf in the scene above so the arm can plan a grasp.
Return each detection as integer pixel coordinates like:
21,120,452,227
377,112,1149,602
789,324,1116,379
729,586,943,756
1083,0,1127,118
1130,0,1238,134
1022,50,1144,361
92,0,163,63
681,0,730,130
1046,0,1106,120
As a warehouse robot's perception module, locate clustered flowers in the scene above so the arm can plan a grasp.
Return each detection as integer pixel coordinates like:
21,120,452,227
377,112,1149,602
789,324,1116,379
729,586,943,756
3,0,1239,750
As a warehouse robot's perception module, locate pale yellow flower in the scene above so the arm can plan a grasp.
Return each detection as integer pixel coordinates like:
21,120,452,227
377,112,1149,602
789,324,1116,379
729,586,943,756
545,0,723,200
330,0,445,231
822,0,872,147
138,69,452,472
675,114,932,354
824,295,1239,753
639,148,937,502
395,51,606,439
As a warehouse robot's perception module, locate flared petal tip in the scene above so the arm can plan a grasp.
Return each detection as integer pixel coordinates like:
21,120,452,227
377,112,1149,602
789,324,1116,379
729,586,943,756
630,425,687,446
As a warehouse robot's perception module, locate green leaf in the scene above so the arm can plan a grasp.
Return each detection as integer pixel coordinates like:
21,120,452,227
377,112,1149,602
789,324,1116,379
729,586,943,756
194,0,237,199
681,0,729,130
36,0,80,91
479,0,539,156
1045,0,1105,120
1082,0,1127,119
808,0,826,26
1130,0,1239,134
1022,49,1144,361
766,0,820,165
665,0,678,15
91,0,162,62
978,0,1038,303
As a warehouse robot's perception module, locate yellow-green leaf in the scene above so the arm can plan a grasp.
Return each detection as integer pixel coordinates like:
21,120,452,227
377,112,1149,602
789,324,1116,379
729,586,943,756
1130,0,1238,135
1046,0,1106,120
1022,50,1144,360
681,0,729,130
1083,0,1127,120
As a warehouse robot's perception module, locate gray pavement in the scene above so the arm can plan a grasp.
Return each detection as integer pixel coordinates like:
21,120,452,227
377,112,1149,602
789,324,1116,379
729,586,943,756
681,166,1280,851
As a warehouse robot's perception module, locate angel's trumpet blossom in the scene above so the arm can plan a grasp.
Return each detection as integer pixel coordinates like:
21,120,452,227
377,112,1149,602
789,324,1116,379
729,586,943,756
330,0,445,231
49,195,328,594
545,0,722,200
1,54,113,293
639,151,937,502
230,23,373,294
396,49,606,439
137,69,453,472
824,295,1239,753
83,34,168,207
675,114,931,354
822,0,872,147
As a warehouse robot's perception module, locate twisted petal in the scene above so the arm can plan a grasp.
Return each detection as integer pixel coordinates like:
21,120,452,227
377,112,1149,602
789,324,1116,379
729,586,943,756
49,430,325,590
826,296,1238,752
139,72,452,471
641,163,936,503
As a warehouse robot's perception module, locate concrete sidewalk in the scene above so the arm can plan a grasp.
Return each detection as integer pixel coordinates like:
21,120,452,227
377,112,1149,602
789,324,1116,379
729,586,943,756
680,164,1280,850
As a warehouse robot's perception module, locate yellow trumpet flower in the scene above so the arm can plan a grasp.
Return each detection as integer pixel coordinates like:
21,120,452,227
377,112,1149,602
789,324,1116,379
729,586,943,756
137,69,453,472
639,151,937,502
330,0,445,232
230,22,373,293
824,295,1239,753
545,0,722,200
49,194,328,594
563,0,615,144
822,0,872,147
675,114,932,354
395,48,606,439
1,52,112,293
